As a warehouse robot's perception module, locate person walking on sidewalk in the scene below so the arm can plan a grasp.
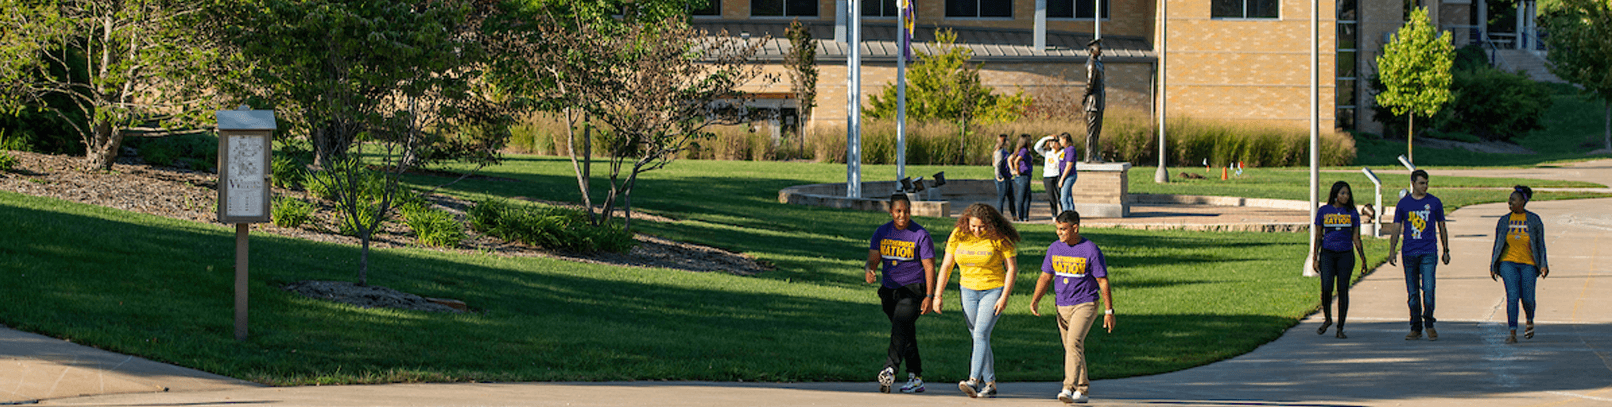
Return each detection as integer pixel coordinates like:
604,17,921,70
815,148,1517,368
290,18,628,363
865,194,937,393
1035,135,1065,219
1388,170,1450,341
1007,134,1035,222
1489,185,1550,344
1313,181,1368,339
992,134,1018,220
1030,210,1115,404
932,203,1021,398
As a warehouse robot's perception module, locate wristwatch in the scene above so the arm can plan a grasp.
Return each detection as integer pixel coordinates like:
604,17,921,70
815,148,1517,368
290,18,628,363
1105,309,1115,315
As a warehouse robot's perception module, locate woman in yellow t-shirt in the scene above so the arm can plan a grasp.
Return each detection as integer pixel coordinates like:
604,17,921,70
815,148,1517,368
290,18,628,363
931,203,1021,398
1489,185,1550,344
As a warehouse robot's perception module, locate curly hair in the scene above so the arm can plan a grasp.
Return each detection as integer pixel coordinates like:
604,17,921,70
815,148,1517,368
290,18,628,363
954,203,1021,244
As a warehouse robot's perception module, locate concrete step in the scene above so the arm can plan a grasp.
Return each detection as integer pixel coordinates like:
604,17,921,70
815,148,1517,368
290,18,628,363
1493,49,1567,83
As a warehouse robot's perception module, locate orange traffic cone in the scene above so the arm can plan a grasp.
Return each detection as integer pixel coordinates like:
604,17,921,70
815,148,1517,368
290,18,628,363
1221,166,1229,180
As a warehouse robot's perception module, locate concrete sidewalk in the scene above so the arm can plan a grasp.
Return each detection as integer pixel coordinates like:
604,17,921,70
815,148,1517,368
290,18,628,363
0,326,255,404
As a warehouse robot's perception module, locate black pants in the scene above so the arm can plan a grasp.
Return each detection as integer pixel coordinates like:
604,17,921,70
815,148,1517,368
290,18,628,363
1042,177,1062,217
879,282,925,375
1319,249,1354,327
995,179,1017,219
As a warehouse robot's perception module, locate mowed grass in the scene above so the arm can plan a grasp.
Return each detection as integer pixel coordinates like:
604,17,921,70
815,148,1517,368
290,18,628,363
3,155,1391,385
1124,166,1608,213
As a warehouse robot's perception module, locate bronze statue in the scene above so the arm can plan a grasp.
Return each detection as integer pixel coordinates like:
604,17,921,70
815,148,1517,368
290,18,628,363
1083,39,1105,163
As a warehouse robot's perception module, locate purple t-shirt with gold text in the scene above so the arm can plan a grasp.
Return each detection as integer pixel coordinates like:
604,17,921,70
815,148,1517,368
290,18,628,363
1041,238,1109,306
1315,205,1359,252
870,221,936,288
1393,194,1446,255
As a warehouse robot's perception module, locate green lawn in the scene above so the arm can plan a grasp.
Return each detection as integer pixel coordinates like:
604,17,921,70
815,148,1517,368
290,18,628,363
1123,166,1608,213
1356,85,1612,167
1,156,1394,386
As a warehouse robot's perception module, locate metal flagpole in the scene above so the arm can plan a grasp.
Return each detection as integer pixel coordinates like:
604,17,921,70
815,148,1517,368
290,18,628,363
897,0,908,182
847,0,863,198
1155,0,1169,183
1304,0,1320,277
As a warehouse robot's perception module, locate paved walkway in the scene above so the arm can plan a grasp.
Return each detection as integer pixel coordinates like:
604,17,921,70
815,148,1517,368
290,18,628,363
9,160,1612,406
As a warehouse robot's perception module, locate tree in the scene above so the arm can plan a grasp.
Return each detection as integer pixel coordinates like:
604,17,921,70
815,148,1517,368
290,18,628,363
1375,7,1454,164
1539,0,1612,151
213,0,510,285
784,19,818,149
0,0,218,170
517,12,770,231
866,29,1031,155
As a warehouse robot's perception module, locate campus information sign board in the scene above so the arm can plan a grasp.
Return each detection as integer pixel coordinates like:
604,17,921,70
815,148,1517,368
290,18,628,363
215,110,275,224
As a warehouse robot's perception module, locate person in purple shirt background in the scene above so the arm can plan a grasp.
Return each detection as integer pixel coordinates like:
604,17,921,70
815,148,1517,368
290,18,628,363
1387,169,1450,341
1006,134,1034,222
1057,132,1079,215
1030,210,1115,404
1312,181,1367,339
865,193,936,394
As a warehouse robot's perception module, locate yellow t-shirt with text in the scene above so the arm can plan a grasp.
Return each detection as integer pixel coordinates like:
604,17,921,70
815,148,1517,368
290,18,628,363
1501,213,1534,265
946,229,1017,291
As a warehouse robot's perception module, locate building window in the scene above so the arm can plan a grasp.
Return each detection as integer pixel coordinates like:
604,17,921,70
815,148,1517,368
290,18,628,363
1048,0,1112,19
1211,0,1279,18
1336,0,1359,130
863,0,899,16
947,0,1012,17
693,0,721,16
753,0,819,17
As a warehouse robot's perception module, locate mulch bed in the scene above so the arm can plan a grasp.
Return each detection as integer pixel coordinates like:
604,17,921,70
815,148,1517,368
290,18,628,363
1,150,769,313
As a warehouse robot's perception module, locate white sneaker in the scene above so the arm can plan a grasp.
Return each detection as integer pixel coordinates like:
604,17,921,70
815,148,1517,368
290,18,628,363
1071,390,1089,403
1058,389,1075,403
899,374,925,393
877,367,895,393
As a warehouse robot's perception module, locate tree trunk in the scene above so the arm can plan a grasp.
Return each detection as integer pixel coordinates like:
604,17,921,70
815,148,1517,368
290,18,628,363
358,231,370,286
85,119,123,171
565,109,597,224
1407,114,1415,165
313,122,355,169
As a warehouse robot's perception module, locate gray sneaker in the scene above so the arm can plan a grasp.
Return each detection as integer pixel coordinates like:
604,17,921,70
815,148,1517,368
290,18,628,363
979,382,998,398
877,367,895,393
958,379,980,398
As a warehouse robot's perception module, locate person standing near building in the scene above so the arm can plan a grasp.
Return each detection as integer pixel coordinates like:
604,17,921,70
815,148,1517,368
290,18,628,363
1388,169,1450,341
866,194,937,393
1007,134,1035,222
1030,210,1115,404
1035,134,1064,219
1058,132,1078,213
1313,181,1368,339
1489,185,1549,344
932,203,1021,398
1083,40,1105,163
992,134,1018,221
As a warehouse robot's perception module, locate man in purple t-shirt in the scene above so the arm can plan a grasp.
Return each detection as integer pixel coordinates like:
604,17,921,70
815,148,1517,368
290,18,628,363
1387,169,1450,341
1030,210,1114,404
865,194,936,394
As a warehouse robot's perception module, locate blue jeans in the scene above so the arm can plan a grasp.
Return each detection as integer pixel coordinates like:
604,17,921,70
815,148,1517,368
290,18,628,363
1059,173,1078,216
1012,175,1032,220
995,179,1017,219
960,287,1003,383
1403,253,1438,331
1497,261,1539,330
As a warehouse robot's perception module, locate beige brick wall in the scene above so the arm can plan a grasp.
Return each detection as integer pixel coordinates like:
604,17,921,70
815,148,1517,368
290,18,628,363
1161,0,1338,129
708,1,1157,39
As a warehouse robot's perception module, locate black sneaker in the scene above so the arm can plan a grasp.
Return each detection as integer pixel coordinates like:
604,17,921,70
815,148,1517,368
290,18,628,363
878,367,895,393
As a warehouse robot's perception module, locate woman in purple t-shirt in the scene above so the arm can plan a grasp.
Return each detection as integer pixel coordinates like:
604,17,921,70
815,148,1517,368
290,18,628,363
1312,181,1367,339
865,193,937,393
1006,134,1034,222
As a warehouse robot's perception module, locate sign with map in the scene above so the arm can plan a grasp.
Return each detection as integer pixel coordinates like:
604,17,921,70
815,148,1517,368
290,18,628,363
215,110,275,224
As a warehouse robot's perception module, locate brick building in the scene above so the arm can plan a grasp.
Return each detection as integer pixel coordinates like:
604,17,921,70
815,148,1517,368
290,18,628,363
692,0,1478,136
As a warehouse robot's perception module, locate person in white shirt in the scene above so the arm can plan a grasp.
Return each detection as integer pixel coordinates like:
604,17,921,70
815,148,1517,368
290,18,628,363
1034,135,1064,219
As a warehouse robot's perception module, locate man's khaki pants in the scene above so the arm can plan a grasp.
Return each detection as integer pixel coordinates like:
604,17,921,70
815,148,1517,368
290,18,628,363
1057,302,1098,393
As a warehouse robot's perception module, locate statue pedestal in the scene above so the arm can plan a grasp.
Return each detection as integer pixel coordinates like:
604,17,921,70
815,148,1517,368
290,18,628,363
1071,162,1131,218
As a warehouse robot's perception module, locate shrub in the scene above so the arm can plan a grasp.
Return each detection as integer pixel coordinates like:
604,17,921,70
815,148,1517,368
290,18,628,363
127,132,218,171
336,203,382,237
469,199,635,253
0,150,16,172
1436,67,1552,141
401,205,466,248
271,196,315,228
272,155,307,189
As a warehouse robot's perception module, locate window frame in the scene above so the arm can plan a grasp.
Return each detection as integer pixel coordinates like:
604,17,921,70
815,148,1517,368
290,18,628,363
751,0,820,18
1047,0,1113,20
945,0,1014,19
1210,0,1281,19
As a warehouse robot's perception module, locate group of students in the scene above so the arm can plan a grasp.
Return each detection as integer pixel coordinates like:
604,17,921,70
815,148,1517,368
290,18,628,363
1312,170,1550,344
864,169,1554,404
994,133,1080,222
865,194,1113,403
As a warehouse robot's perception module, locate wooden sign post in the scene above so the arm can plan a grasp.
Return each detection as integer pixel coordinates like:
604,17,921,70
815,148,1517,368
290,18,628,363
216,108,275,341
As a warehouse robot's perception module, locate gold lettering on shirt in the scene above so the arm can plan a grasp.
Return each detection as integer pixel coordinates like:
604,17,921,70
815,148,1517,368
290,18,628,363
880,239,917,260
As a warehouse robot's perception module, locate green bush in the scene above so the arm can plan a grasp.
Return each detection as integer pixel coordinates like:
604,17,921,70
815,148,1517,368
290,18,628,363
127,132,218,171
336,203,383,237
1437,67,1553,142
272,156,308,189
469,199,635,254
401,205,466,248
271,196,315,228
0,150,16,172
